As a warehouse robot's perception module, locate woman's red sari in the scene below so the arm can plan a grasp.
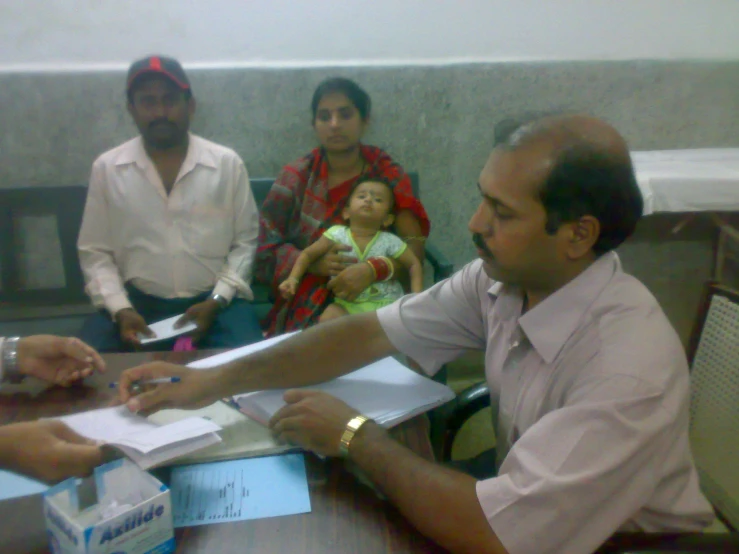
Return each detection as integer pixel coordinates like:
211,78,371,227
256,145,430,336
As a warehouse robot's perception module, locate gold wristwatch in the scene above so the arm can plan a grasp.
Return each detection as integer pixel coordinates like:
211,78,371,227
338,415,370,458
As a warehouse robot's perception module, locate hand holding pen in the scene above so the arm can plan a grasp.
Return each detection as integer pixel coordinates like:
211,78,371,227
115,361,224,416
109,377,181,395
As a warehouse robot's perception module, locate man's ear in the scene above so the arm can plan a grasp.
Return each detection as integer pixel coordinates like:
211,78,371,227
566,216,599,259
126,102,135,118
188,96,196,117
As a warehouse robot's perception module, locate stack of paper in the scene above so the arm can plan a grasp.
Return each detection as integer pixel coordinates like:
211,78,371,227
149,401,295,465
185,331,454,444
233,356,456,428
57,406,223,470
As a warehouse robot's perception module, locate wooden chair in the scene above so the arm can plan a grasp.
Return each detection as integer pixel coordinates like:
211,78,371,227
439,281,739,552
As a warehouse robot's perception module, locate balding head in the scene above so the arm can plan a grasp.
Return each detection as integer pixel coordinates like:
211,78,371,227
506,114,630,163
495,114,643,254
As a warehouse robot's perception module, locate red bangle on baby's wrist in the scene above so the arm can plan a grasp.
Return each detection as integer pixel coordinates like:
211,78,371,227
366,257,391,282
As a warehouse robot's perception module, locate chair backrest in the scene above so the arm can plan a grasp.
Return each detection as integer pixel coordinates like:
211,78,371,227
688,282,739,528
0,186,88,308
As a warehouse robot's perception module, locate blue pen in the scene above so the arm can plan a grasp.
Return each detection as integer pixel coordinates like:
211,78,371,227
108,377,181,389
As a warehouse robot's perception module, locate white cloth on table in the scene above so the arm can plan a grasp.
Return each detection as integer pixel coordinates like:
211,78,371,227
632,148,739,215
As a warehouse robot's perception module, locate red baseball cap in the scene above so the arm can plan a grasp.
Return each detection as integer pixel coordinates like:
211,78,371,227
126,55,191,94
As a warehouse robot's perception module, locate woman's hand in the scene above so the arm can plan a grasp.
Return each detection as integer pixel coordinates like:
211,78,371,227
308,244,355,277
328,262,375,302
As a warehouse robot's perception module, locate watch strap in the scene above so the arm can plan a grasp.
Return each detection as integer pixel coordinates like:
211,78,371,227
338,415,370,458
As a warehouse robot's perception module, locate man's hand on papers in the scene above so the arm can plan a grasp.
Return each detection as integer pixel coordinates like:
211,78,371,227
115,308,154,347
269,390,359,457
17,335,106,386
0,420,103,483
175,299,220,344
118,362,221,416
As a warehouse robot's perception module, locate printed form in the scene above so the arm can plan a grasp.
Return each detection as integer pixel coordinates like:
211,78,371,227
169,454,311,527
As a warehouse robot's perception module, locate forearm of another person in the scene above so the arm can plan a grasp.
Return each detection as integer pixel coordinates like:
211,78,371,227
120,312,399,413
215,164,259,301
350,423,506,554
217,312,395,395
77,164,132,315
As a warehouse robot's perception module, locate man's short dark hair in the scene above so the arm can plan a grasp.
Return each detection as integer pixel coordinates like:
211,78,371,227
495,115,643,255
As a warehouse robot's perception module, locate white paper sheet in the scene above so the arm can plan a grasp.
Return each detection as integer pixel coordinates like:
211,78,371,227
234,356,456,428
149,402,294,464
57,406,223,469
139,314,197,344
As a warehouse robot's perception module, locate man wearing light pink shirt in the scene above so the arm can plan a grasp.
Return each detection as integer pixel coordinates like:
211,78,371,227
115,115,714,554
77,56,262,352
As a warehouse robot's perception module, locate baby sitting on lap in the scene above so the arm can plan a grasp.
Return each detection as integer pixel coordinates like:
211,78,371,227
279,178,423,323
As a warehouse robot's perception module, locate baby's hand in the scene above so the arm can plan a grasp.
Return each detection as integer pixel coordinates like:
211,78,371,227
279,279,298,299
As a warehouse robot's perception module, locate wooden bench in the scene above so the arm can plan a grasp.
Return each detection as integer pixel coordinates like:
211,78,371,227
0,174,453,332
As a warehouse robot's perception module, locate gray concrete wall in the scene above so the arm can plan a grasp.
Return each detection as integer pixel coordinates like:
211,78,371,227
3,60,735,337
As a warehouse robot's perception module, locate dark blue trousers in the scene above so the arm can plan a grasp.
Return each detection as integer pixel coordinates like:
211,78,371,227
79,285,263,353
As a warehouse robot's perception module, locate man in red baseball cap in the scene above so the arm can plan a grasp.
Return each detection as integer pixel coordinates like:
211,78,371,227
125,55,193,149
77,55,263,352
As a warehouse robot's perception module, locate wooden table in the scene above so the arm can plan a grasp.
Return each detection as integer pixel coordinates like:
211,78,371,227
0,350,447,554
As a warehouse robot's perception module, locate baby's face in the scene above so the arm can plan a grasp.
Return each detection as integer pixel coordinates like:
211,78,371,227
347,181,394,223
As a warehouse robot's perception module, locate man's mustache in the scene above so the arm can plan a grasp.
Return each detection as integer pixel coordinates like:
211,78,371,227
472,233,493,257
149,119,176,129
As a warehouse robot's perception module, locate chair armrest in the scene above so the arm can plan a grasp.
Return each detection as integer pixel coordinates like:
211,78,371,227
441,382,491,461
425,243,454,282
596,531,739,553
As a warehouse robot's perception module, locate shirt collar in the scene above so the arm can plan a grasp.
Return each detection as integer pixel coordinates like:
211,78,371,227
113,134,217,171
488,252,622,364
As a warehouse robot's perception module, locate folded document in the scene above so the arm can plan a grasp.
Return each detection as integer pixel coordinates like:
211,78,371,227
58,406,222,470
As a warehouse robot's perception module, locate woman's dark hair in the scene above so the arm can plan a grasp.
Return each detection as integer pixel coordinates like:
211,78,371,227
495,115,643,255
311,78,372,121
349,176,396,211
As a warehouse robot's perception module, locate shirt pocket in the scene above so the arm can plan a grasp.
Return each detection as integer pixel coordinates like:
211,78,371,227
181,204,232,258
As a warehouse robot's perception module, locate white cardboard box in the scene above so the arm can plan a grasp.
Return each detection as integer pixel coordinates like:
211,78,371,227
43,459,175,554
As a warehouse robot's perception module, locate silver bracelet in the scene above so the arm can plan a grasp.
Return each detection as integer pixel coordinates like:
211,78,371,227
1,337,24,384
